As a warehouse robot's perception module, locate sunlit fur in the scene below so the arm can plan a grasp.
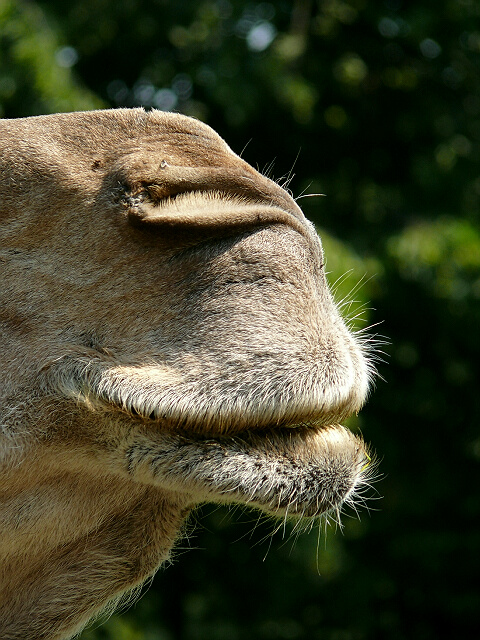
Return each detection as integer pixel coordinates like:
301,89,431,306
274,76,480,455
0,109,374,640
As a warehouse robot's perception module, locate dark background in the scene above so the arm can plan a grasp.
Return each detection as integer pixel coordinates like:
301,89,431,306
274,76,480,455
1,1,479,638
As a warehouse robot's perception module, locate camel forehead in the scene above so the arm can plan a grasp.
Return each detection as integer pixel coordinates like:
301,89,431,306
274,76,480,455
1,108,235,167
2,108,225,142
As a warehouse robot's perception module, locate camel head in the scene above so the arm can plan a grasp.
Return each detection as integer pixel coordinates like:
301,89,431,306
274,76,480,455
0,109,375,639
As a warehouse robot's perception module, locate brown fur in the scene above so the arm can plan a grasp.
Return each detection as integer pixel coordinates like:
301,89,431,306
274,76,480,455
0,109,373,639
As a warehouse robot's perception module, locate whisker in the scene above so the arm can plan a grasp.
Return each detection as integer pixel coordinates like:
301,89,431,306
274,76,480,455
295,192,326,200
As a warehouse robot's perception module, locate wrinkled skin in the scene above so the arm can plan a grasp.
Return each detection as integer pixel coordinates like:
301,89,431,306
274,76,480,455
0,109,373,640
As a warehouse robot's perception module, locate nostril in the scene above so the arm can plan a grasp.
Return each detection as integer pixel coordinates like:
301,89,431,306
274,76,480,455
144,182,185,201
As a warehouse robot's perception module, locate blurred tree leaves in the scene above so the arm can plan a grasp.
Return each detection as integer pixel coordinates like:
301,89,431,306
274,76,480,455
1,0,480,638
388,217,480,298
0,0,102,115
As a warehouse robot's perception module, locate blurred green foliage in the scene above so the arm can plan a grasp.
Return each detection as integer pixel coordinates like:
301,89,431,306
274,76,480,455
1,0,479,638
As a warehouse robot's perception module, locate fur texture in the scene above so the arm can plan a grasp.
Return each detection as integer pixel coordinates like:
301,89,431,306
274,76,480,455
0,108,373,639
